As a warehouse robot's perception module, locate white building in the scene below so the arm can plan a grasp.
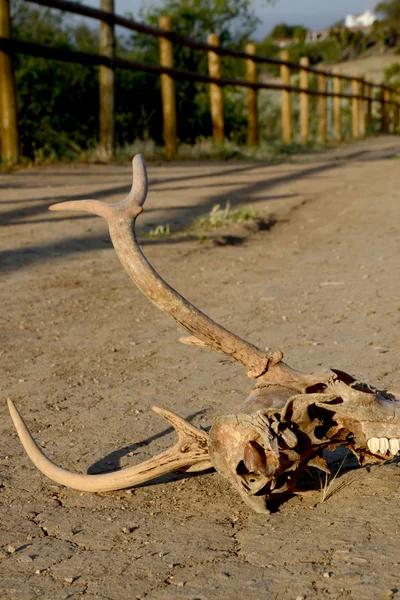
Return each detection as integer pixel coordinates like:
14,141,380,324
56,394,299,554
345,9,377,29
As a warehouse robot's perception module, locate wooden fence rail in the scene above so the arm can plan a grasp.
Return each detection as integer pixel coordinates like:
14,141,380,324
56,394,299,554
0,0,399,164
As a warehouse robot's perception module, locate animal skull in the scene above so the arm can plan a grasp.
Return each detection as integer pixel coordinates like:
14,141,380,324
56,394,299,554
8,155,400,513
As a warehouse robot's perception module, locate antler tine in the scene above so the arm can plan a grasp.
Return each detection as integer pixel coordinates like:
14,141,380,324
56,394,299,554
50,155,277,378
7,399,211,492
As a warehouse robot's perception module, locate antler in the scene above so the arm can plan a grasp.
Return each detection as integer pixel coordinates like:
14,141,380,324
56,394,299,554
7,399,211,492
49,155,278,379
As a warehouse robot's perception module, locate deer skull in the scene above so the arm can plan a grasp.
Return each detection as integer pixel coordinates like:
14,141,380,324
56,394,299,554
8,155,400,513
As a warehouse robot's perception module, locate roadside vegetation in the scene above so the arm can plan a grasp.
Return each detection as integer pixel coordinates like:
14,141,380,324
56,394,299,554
5,0,400,164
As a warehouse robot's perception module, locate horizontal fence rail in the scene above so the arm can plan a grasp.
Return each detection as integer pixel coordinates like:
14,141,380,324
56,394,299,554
0,0,399,164
1,37,390,101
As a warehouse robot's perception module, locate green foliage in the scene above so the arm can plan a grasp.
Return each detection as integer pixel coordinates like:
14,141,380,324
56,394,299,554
139,0,260,44
126,0,262,144
288,39,341,66
384,61,400,83
376,0,400,31
11,3,98,159
269,22,307,41
147,224,171,237
6,0,375,162
193,201,259,229
10,0,273,158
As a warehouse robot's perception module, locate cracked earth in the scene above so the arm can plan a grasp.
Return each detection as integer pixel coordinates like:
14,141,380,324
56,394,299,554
1,136,400,599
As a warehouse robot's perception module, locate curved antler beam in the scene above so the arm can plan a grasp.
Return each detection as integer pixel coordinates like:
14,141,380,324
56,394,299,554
49,155,277,378
8,399,211,492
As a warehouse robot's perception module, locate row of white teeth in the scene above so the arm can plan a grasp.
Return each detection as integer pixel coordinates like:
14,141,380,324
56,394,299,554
367,437,400,455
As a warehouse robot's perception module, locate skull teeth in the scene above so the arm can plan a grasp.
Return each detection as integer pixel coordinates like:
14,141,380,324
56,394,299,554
367,437,400,456
389,438,400,455
367,438,380,454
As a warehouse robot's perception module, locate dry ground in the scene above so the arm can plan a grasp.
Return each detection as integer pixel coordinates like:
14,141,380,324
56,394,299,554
333,53,399,82
1,135,400,600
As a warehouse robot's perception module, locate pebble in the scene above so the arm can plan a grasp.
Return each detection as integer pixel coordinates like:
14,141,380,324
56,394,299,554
7,545,16,554
17,555,33,563
170,580,186,587
64,577,75,584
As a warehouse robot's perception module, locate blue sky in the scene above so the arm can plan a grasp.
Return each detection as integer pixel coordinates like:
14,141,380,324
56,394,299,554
83,0,378,38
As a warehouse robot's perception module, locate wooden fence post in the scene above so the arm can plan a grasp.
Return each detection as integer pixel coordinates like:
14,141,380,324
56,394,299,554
365,78,373,133
352,75,360,138
388,92,396,132
299,57,309,144
245,42,258,147
381,86,390,132
359,76,366,137
318,66,327,143
208,33,224,144
396,89,400,131
279,50,291,144
159,16,177,158
0,0,19,165
332,66,342,142
389,89,397,132
385,87,390,131
99,0,115,159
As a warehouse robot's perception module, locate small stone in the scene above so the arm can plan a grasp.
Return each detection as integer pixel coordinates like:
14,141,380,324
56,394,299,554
375,346,389,354
323,572,331,578
35,569,42,575
122,526,133,534
64,577,75,584
18,555,33,563
7,545,16,554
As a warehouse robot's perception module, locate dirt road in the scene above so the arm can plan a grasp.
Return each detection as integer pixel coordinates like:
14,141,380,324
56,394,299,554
1,136,400,599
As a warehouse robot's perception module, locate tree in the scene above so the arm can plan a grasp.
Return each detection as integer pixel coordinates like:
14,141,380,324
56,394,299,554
376,0,400,31
9,0,277,157
138,0,262,45
268,23,307,41
126,0,270,143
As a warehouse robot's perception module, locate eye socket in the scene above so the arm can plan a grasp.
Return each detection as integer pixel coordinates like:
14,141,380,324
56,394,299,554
314,425,330,439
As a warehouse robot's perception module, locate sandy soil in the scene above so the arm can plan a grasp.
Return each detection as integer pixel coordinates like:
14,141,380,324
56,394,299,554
1,135,400,600
334,53,399,82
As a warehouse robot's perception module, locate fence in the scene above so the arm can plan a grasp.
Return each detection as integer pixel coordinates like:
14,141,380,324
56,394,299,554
0,0,399,165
